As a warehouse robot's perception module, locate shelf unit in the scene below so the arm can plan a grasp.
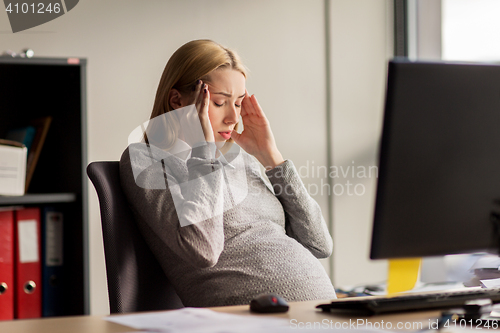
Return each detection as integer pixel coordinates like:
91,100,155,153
0,57,88,316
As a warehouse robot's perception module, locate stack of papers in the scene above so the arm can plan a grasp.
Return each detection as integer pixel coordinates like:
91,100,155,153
468,255,500,288
105,307,391,333
106,308,289,333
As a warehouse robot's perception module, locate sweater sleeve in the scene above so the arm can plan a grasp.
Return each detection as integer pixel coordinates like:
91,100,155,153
265,160,333,258
120,143,225,268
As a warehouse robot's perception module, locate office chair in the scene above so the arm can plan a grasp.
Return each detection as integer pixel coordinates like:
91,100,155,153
87,161,184,313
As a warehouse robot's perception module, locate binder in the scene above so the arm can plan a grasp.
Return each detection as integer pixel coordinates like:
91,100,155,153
0,209,15,321
41,207,65,317
25,117,52,192
14,207,42,319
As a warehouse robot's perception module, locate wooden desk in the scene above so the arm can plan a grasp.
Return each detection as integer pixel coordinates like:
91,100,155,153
211,300,442,330
0,300,442,333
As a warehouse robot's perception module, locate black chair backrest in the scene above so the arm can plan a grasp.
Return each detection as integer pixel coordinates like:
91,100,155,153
87,161,183,313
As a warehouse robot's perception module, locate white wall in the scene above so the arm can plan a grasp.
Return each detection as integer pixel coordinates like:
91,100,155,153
0,0,392,314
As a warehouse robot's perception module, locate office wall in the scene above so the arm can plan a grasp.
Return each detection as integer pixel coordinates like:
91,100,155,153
329,0,392,287
1,0,391,314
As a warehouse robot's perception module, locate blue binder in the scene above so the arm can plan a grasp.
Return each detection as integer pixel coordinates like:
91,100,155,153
41,206,65,317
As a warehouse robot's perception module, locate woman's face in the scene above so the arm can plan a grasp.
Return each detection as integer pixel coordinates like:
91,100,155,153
206,68,246,142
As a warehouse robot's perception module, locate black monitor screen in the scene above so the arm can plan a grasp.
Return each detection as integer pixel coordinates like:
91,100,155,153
370,60,500,259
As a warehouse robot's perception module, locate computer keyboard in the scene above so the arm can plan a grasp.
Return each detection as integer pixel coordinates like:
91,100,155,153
317,288,500,315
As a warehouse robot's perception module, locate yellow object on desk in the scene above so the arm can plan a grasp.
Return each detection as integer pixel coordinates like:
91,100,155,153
387,258,421,294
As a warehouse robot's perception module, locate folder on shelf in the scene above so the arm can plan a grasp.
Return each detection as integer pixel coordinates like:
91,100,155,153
25,117,52,192
41,206,65,317
14,207,42,319
0,209,15,321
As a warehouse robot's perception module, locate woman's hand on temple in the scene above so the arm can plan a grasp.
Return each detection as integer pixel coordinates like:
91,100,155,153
190,80,215,143
231,91,284,169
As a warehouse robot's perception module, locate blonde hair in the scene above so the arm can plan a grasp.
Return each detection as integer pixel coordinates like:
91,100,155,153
145,40,247,149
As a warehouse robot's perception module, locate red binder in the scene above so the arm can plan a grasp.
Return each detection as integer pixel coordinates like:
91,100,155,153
14,207,42,319
0,209,15,320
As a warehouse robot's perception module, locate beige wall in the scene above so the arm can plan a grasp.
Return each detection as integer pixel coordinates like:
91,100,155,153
329,0,391,287
1,0,391,314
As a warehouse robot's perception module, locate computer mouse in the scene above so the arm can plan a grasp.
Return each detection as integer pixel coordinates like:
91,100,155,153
249,293,289,313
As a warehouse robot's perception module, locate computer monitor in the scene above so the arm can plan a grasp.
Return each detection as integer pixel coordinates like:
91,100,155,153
370,59,500,259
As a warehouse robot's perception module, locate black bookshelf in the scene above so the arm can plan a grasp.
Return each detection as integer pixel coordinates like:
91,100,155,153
0,57,88,316
0,193,77,205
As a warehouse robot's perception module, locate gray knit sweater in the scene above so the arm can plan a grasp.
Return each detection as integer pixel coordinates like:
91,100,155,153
119,142,336,307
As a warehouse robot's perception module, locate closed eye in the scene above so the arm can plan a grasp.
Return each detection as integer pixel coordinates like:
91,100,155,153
213,101,241,108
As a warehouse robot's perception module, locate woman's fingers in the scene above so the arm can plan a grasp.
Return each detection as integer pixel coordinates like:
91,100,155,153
249,94,265,118
188,80,203,106
240,93,249,117
241,90,256,116
241,91,265,118
199,83,215,142
193,82,210,117
197,82,207,112
181,80,214,142
201,84,210,116
193,85,202,113
196,83,207,112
